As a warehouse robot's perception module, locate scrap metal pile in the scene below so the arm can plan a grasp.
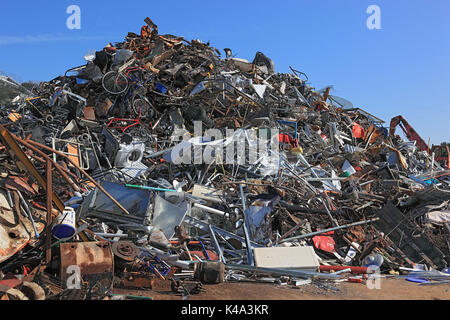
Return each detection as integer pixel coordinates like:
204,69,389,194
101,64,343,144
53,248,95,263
0,17,449,300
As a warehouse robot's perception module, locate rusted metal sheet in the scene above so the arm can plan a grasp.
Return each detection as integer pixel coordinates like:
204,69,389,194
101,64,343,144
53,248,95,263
374,202,447,269
116,272,172,291
0,190,44,263
60,242,114,290
5,176,37,196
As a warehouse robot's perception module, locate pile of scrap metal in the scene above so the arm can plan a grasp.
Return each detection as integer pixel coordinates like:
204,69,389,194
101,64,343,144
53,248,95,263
0,17,449,300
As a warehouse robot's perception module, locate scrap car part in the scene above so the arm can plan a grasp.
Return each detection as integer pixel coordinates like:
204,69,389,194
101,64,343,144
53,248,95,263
112,241,141,262
60,242,114,294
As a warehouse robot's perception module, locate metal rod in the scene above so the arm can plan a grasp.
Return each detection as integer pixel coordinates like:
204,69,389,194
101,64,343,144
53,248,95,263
45,160,53,264
208,225,226,263
0,125,65,211
225,263,340,280
184,215,263,248
280,218,380,243
15,136,81,192
193,203,229,218
240,184,254,266
24,138,130,215
17,191,39,238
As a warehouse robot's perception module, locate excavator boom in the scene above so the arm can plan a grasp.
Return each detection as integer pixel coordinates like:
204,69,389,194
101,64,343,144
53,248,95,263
389,115,449,169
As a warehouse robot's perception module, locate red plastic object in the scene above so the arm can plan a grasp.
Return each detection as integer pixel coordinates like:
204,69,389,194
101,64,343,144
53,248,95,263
312,235,335,253
319,265,369,274
352,123,365,139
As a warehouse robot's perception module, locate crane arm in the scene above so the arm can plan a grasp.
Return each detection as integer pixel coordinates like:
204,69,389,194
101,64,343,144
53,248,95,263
389,116,429,153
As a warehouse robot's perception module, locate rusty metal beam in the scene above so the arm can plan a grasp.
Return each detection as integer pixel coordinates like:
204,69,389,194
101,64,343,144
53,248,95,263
0,125,65,212
45,159,52,264
14,136,81,193
24,139,130,215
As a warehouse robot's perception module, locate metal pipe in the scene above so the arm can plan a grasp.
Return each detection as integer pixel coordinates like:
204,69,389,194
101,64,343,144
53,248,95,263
45,159,53,264
280,218,380,243
305,177,348,182
94,233,129,238
17,191,39,238
15,136,81,192
319,265,369,274
240,184,254,266
225,263,340,280
208,225,226,263
184,215,263,248
194,203,229,218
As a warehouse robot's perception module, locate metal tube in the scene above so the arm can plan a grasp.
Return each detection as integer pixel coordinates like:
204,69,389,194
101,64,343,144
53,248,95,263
184,215,263,248
280,218,380,243
225,263,340,280
94,233,129,238
194,203,229,218
17,191,39,238
15,136,81,192
45,159,53,264
240,184,254,266
208,225,226,263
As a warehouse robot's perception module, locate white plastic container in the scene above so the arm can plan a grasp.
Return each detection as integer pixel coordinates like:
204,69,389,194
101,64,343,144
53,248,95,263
52,207,76,240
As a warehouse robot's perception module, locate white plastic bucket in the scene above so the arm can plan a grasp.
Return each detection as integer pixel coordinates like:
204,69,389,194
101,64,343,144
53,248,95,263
52,207,76,240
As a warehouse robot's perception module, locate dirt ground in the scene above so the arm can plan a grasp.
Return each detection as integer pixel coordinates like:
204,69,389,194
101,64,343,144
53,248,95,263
112,278,449,300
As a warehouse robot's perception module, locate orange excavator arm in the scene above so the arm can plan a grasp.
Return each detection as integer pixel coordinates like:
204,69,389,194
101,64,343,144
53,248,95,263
389,116,430,153
390,116,449,169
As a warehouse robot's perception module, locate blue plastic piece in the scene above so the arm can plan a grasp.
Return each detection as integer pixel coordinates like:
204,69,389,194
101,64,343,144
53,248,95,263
156,83,168,94
406,277,430,284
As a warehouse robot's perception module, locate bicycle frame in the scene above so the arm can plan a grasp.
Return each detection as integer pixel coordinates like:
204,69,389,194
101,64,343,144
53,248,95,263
106,106,145,133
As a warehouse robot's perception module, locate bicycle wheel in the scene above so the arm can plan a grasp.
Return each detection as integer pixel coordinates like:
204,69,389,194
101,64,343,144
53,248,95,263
132,98,151,118
102,71,129,95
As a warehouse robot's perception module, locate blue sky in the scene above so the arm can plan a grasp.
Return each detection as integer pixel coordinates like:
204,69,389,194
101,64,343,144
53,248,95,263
0,0,449,144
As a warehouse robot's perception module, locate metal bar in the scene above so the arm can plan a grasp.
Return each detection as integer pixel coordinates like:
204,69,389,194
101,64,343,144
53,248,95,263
279,218,380,243
24,138,130,215
45,159,53,264
208,224,226,263
277,219,306,243
17,190,39,238
225,263,340,280
240,184,254,266
183,215,263,248
193,203,229,218
16,136,81,193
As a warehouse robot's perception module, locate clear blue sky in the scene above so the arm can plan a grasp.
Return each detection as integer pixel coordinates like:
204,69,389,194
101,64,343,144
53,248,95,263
0,0,449,144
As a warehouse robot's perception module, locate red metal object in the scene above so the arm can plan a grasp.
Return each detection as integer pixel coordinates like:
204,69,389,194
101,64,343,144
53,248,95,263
107,118,141,133
0,279,22,289
347,277,363,283
390,115,449,169
5,176,37,196
319,265,369,275
278,133,299,149
117,272,172,291
181,250,219,261
60,242,114,289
